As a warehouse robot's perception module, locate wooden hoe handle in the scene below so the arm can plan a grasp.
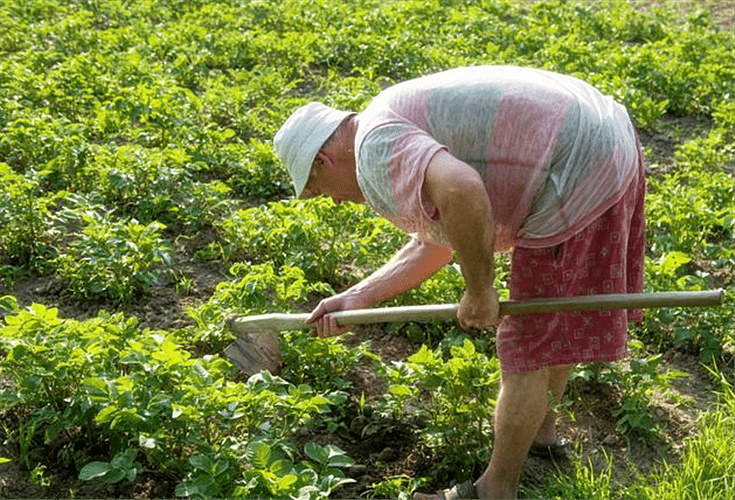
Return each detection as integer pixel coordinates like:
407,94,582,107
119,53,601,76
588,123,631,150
226,290,724,335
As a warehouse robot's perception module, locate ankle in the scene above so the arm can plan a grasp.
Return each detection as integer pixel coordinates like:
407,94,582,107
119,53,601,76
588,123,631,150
533,411,558,445
475,478,516,500
476,468,519,499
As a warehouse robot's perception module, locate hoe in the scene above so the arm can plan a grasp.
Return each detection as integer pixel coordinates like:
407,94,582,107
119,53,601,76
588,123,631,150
224,290,724,376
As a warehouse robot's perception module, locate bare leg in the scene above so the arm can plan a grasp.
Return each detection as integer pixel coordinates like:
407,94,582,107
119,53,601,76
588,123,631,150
534,363,573,445
474,367,550,499
414,364,574,500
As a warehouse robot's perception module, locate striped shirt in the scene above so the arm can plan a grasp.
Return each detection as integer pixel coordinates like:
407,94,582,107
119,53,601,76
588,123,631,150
355,66,641,252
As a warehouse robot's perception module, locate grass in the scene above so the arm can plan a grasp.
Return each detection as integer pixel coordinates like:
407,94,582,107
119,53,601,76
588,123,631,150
626,0,734,31
523,379,735,499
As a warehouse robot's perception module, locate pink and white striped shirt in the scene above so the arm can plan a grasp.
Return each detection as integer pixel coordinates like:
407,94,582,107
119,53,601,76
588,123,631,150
355,66,641,252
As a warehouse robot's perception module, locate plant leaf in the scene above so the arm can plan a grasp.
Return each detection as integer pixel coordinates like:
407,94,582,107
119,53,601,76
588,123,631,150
79,461,112,481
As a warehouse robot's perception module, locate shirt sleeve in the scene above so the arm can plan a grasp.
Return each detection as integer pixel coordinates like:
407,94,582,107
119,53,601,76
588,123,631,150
357,122,450,245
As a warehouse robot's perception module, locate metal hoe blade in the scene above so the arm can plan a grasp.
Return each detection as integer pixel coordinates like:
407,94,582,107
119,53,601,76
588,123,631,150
223,331,281,377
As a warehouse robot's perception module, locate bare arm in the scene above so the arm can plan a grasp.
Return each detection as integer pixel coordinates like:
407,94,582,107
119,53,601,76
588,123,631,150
349,237,453,304
422,149,500,329
306,238,452,336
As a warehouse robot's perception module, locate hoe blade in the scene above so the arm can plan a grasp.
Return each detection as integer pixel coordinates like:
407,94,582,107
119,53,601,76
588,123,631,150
223,331,282,377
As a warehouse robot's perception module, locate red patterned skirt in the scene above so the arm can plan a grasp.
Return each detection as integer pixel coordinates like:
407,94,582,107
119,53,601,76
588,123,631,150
497,167,646,373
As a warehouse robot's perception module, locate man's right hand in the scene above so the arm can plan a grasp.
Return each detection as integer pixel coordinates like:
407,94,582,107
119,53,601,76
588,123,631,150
305,292,368,338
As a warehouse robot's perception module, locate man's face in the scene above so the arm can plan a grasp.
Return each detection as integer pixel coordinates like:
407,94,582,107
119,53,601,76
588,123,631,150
300,158,353,205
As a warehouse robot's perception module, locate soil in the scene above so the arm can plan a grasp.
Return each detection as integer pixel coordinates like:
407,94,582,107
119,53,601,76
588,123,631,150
1,3,733,499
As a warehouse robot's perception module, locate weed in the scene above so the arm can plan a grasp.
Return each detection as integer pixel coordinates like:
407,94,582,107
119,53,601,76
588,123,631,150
368,474,430,500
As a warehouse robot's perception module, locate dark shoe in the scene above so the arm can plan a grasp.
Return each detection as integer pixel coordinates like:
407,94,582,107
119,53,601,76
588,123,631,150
528,437,571,459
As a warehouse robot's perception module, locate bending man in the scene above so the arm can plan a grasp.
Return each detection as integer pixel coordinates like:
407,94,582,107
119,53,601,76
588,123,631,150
273,65,646,499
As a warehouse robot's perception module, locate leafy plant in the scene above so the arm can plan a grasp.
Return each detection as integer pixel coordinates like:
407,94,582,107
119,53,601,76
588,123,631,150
643,248,732,362
187,262,334,349
0,302,355,497
54,209,172,302
281,329,376,392
611,350,687,436
1,0,733,498
572,339,688,438
0,163,54,269
377,339,501,481
222,439,355,500
174,448,243,499
368,474,429,500
79,447,142,485
0,305,141,472
209,197,406,285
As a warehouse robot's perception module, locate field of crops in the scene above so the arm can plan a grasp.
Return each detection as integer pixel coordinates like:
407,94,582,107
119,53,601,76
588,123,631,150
1,0,733,498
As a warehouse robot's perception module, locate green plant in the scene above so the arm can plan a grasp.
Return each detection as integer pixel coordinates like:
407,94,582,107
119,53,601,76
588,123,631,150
228,439,355,500
1,0,734,497
525,379,735,500
641,97,734,362
377,338,501,481
281,329,376,392
187,262,334,349
17,418,42,471
642,251,733,362
611,356,674,436
523,448,615,500
0,305,141,473
174,449,241,499
209,197,406,285
301,441,355,495
29,463,52,488
368,474,429,500
644,377,734,499
575,339,688,437
632,382,735,500
79,447,142,485
0,163,54,269
54,209,171,302
0,301,355,497
0,295,18,315
230,137,293,201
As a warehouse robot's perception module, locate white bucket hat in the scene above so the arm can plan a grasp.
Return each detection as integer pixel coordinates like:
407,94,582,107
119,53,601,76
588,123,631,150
274,102,355,197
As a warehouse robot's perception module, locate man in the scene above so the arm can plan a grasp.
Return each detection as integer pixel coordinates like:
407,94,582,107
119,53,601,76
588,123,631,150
273,65,646,499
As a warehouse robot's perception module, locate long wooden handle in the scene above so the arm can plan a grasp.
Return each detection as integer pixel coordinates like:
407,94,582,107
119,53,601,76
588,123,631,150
226,290,724,335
